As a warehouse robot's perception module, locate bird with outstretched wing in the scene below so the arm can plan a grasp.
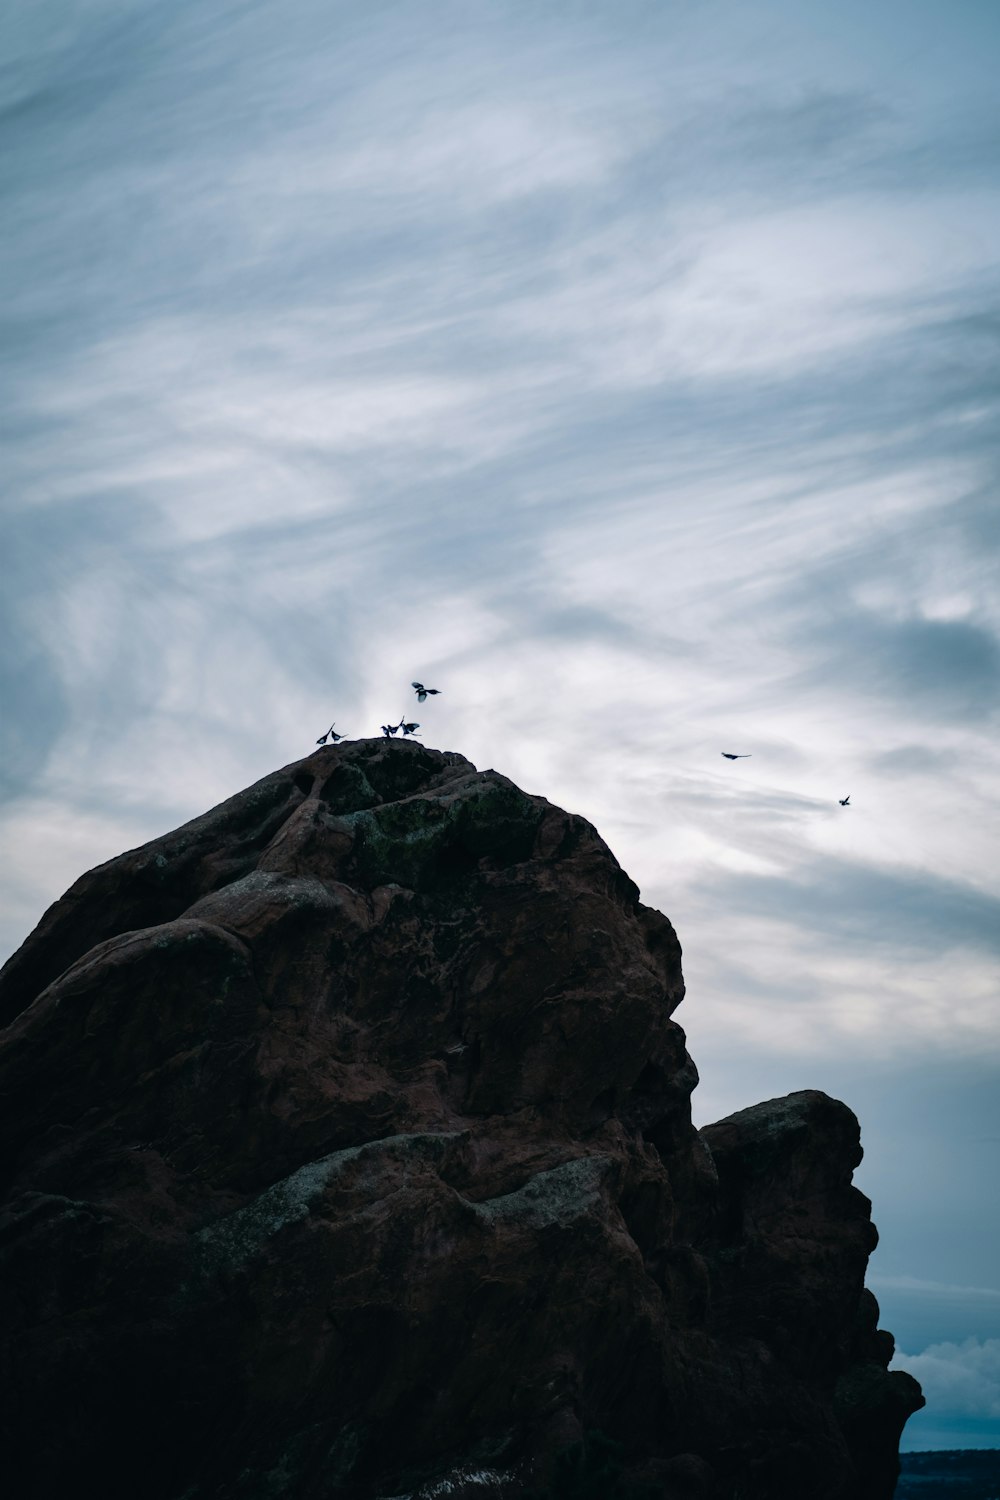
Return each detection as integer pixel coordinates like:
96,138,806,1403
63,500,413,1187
316,723,344,745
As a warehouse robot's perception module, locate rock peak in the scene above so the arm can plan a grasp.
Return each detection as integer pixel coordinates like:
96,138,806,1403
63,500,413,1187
0,746,921,1499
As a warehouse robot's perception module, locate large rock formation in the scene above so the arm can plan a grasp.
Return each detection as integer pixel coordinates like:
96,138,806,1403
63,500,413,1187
0,740,922,1499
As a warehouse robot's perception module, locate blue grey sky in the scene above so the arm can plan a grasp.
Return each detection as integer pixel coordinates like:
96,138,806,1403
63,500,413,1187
3,0,999,1451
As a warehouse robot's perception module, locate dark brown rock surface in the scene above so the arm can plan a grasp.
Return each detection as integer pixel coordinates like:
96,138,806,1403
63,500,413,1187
0,739,922,1499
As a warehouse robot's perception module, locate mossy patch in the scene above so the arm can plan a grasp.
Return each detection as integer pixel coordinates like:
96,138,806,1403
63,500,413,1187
345,779,542,891
318,762,381,815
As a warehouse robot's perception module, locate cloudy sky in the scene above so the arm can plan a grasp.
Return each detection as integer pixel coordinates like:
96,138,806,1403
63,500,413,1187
3,0,999,1452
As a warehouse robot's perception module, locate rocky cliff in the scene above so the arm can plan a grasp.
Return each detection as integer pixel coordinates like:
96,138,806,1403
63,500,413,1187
0,739,923,1499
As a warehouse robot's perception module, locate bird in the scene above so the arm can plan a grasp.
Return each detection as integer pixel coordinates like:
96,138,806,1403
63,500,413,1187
412,682,441,703
401,721,420,736
721,752,752,760
839,795,850,806
316,723,344,745
382,721,401,738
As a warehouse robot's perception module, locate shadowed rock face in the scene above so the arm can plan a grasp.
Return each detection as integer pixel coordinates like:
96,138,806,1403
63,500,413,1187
0,740,922,1500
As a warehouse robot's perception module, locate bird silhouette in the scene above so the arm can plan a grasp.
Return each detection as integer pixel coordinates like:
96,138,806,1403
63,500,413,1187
382,721,402,737
316,723,344,745
412,682,441,703
721,752,751,760
839,795,850,806
401,721,420,736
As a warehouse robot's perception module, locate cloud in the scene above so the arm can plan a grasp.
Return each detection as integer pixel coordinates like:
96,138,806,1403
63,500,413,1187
659,87,894,197
704,857,1000,959
786,602,1000,725
0,795,159,966
894,1337,1000,1421
873,1274,1000,1306
866,744,961,777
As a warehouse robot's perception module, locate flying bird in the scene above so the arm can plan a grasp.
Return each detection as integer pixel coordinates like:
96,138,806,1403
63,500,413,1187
721,753,752,760
839,795,850,806
412,682,441,703
316,723,344,745
382,722,401,737
401,721,420,736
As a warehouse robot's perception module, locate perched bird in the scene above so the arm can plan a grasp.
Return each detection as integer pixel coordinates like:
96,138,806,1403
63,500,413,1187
721,752,752,760
316,723,343,745
382,722,401,738
839,795,850,806
401,721,420,736
412,682,441,703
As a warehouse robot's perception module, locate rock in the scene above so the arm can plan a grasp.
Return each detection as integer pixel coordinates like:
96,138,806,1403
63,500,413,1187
700,1090,878,1381
0,739,922,1499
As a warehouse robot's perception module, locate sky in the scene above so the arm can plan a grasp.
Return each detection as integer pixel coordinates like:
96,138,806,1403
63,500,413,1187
2,0,999,1453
